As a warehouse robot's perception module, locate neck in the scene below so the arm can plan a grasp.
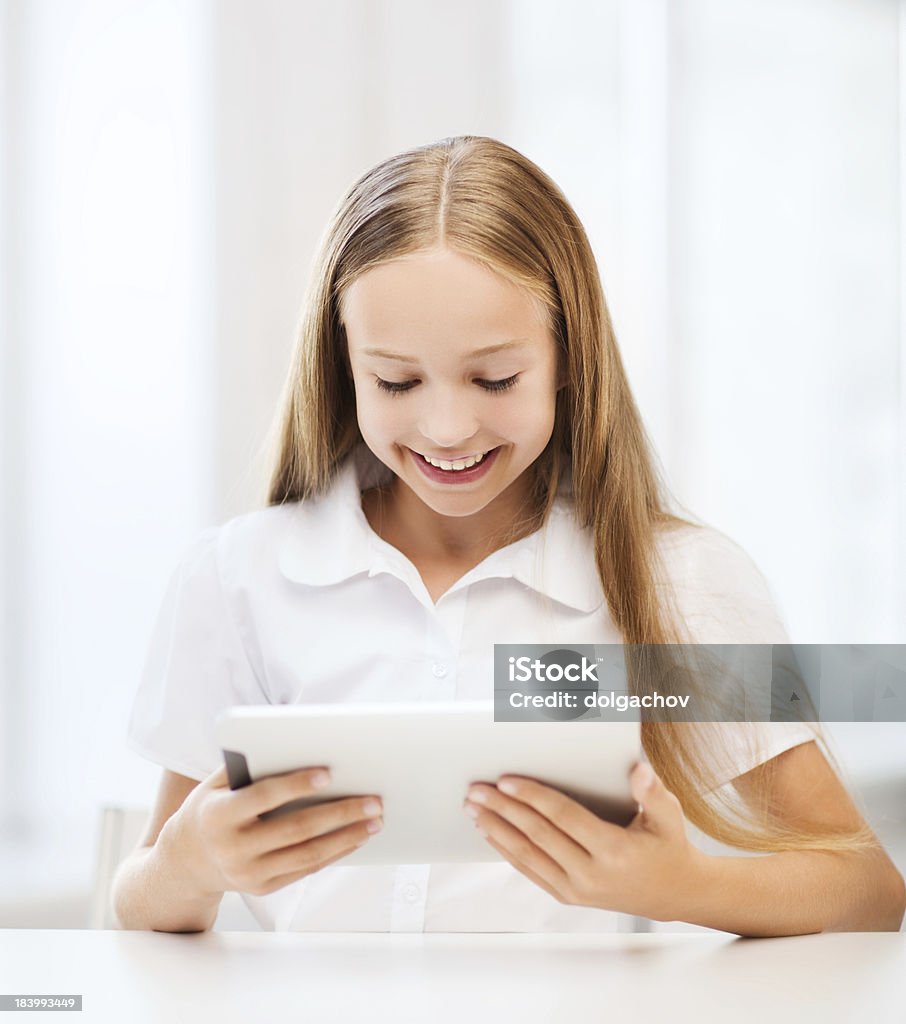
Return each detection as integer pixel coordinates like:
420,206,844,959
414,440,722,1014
364,473,540,566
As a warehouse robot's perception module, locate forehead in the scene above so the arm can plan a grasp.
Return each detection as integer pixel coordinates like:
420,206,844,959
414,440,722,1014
340,248,548,346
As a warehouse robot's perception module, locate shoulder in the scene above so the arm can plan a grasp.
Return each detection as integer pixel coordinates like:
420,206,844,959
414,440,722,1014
656,520,764,589
174,502,305,591
654,521,788,643
177,459,366,595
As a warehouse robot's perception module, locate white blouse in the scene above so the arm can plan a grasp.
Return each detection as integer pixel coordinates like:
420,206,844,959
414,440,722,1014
128,446,814,932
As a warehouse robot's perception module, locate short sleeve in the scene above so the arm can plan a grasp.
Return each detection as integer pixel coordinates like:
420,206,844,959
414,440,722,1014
658,524,816,788
659,525,788,644
127,528,268,781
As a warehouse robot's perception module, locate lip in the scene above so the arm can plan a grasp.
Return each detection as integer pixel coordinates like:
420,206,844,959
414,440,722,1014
407,446,501,485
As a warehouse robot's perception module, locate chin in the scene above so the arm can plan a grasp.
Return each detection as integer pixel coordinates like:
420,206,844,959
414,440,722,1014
404,480,499,517
422,496,498,519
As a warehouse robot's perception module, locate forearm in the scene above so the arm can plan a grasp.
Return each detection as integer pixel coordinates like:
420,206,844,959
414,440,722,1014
111,833,224,933
671,846,906,937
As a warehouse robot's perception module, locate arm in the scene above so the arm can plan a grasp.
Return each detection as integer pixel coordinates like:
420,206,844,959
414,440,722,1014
113,764,384,933
112,770,224,933
464,741,906,937
676,741,906,936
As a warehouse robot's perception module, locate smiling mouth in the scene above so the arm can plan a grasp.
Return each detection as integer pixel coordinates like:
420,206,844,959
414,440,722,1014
412,447,498,472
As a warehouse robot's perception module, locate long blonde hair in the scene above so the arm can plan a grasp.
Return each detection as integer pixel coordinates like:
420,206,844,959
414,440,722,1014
267,136,874,855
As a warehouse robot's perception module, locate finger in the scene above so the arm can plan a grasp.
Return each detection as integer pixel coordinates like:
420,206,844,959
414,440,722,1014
230,767,332,821
258,819,382,880
468,781,593,867
465,799,571,893
246,795,383,857
263,835,374,894
479,831,566,905
491,776,624,855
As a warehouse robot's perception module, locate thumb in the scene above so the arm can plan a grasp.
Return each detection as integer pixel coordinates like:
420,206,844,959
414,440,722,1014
204,764,230,789
629,761,672,829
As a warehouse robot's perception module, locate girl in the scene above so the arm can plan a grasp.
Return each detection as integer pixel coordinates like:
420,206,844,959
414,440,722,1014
115,136,905,936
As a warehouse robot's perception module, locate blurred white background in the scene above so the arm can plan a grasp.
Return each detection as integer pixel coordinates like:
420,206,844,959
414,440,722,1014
1,0,904,928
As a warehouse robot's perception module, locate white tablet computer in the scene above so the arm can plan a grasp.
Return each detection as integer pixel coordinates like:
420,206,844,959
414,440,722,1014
215,701,640,865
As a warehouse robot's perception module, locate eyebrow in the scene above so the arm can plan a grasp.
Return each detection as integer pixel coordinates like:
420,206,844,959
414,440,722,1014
361,339,531,363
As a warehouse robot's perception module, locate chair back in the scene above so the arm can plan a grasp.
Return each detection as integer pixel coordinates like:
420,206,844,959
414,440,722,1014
90,807,150,929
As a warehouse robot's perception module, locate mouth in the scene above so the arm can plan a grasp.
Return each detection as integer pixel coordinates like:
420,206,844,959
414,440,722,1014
408,446,502,484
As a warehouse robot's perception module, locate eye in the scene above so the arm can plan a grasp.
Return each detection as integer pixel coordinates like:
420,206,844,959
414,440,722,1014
373,373,521,396
477,374,520,393
374,377,417,396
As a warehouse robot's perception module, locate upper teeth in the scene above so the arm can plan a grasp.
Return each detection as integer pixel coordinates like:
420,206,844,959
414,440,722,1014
423,450,491,471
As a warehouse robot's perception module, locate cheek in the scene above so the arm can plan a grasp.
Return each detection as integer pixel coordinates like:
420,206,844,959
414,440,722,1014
494,404,542,440
505,378,557,438
353,386,409,441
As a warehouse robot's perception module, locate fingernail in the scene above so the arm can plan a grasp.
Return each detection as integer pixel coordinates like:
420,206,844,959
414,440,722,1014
362,798,382,817
463,802,480,819
468,788,488,804
310,770,330,789
498,780,518,796
366,818,383,834
636,763,654,788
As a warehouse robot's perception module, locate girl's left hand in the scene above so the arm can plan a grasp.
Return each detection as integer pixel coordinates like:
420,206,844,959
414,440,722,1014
463,763,704,922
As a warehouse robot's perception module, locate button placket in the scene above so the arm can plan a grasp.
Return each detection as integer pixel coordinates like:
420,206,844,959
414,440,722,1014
390,865,430,932
427,592,466,697
439,588,469,697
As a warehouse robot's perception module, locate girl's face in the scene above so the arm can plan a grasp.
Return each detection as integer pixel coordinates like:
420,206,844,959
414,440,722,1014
342,247,561,521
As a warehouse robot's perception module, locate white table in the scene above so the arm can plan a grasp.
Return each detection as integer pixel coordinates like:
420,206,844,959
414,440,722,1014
0,930,904,1023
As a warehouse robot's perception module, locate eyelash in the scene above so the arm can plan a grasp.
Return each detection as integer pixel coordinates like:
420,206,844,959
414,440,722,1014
374,375,520,396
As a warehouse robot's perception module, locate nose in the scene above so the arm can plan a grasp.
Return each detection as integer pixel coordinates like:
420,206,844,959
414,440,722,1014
417,386,480,450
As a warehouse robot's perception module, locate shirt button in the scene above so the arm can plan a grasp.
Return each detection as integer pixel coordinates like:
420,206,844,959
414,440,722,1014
403,884,421,903
432,662,448,679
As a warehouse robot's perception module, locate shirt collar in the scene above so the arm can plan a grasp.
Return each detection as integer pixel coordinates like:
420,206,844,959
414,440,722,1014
277,445,604,613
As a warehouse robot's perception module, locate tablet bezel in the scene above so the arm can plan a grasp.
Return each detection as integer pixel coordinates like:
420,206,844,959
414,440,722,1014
215,701,641,865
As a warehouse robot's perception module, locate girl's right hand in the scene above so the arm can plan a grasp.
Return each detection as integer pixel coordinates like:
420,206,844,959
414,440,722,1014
158,765,383,898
